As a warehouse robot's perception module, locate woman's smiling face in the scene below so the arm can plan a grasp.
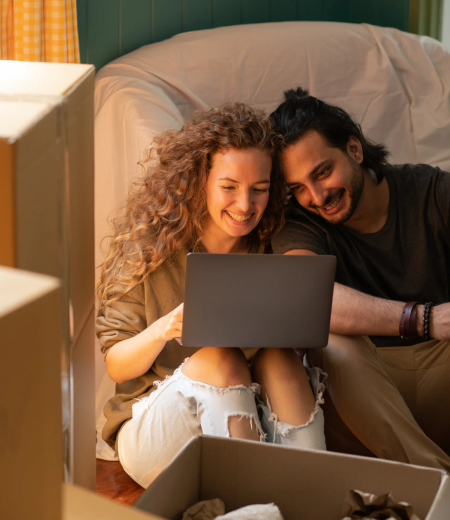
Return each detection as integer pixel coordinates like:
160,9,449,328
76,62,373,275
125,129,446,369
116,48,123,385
204,148,272,244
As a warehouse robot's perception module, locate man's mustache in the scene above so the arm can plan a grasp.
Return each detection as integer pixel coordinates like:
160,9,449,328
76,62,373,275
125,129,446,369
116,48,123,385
310,189,344,209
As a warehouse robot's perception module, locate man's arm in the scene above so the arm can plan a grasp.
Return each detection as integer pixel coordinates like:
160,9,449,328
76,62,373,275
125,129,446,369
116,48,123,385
286,249,450,340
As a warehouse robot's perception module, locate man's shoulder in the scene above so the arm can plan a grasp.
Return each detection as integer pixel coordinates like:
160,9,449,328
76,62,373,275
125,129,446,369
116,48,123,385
387,162,448,181
386,162,450,196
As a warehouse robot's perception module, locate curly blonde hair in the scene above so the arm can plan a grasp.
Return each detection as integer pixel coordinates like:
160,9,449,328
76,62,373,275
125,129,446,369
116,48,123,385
97,103,286,312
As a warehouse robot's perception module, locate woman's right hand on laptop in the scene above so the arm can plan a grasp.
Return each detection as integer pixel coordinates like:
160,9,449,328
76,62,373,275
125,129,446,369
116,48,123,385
105,303,185,384
155,303,184,342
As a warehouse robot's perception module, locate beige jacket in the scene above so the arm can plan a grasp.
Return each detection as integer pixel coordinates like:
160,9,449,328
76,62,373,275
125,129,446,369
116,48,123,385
96,249,200,448
96,248,260,448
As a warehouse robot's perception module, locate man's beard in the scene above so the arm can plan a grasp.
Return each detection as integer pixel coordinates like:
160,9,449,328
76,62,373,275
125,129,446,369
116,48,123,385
318,157,364,225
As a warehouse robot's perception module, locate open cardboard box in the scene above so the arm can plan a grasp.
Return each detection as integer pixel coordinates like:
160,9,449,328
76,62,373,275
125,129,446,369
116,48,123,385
135,436,450,520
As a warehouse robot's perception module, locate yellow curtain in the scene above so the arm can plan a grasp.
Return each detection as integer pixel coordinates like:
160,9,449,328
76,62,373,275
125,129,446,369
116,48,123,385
409,0,443,40
0,0,79,63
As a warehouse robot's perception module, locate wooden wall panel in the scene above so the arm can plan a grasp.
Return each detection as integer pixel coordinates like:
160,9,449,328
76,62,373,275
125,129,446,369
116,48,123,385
120,0,152,55
87,0,120,68
212,0,240,27
297,1,325,21
78,0,411,73
242,0,270,24
379,0,409,31
325,0,350,23
153,0,183,43
348,1,377,26
269,0,297,22
184,0,213,32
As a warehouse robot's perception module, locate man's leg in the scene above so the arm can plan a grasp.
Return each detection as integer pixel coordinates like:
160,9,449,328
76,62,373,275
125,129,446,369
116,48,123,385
377,340,450,454
319,390,375,458
308,334,450,472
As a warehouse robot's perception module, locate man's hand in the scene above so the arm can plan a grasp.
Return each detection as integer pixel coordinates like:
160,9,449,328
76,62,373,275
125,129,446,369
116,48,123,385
155,303,184,342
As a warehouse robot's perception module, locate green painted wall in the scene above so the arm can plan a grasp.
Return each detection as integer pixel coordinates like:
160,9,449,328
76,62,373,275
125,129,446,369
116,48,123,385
77,0,411,71
409,0,442,40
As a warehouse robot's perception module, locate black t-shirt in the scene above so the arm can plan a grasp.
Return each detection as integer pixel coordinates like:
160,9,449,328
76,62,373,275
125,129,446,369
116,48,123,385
272,163,450,347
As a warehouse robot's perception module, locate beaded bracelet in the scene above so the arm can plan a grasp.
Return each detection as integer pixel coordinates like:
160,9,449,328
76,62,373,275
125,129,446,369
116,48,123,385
422,302,433,341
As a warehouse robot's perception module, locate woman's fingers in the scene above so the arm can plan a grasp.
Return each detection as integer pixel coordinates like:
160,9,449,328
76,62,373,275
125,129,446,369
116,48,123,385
173,302,184,321
168,316,182,334
164,303,184,340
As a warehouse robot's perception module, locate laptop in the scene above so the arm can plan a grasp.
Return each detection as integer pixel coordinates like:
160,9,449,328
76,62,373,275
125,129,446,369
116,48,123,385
181,253,336,349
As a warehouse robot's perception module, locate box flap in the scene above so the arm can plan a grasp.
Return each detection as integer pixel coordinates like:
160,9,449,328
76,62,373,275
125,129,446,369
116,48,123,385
426,474,450,520
0,266,60,317
63,483,162,520
135,436,202,519
0,100,52,140
0,61,93,97
199,437,443,520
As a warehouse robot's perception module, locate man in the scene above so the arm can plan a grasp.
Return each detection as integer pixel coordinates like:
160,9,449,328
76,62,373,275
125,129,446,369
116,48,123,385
271,87,450,472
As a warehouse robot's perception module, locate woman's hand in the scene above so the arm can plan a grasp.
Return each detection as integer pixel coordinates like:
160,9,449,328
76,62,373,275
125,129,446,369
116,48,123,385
106,302,184,384
155,303,184,342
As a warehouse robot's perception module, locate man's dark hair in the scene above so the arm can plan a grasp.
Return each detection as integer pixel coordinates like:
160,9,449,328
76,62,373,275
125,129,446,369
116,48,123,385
270,87,389,183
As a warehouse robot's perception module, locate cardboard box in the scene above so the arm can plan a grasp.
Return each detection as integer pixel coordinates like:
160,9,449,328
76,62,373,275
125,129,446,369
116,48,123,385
0,267,61,520
62,483,162,520
0,60,96,489
135,436,450,520
0,265,161,520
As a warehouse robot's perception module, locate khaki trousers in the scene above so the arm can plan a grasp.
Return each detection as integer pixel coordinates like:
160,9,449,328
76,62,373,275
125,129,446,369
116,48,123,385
308,335,450,472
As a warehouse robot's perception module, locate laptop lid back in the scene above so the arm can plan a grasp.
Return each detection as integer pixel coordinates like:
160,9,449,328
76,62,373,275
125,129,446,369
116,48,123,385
182,253,335,349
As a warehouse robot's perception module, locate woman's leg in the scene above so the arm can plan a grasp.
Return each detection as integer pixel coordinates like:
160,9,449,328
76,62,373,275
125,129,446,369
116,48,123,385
251,348,326,450
117,347,264,488
117,371,203,488
182,347,260,441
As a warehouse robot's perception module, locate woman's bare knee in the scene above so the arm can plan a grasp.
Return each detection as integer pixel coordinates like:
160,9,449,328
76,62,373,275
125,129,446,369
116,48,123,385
182,347,252,388
252,348,315,426
251,348,305,385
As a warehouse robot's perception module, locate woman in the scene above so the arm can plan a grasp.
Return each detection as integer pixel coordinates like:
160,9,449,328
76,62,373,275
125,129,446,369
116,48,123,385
96,103,326,488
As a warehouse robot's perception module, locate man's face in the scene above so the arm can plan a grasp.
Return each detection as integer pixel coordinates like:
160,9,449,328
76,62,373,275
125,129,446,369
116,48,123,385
281,131,365,226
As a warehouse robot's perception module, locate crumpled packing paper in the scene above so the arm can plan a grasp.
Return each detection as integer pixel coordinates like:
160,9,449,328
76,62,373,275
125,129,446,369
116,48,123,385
182,499,285,520
216,503,285,519
182,499,225,520
341,489,421,520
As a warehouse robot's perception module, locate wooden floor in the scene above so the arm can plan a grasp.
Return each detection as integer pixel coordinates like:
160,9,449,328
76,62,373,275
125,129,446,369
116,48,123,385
96,459,145,506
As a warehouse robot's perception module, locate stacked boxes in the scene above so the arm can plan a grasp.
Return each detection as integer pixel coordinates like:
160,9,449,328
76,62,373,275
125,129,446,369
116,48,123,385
0,61,95,488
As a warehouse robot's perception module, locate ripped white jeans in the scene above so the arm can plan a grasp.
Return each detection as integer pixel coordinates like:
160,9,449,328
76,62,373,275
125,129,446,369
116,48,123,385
117,361,326,488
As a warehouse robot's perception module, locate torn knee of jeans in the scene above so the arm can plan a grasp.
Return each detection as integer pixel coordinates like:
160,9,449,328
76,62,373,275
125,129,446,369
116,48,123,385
183,394,199,417
226,412,266,441
269,403,324,441
307,366,328,404
180,367,262,396
265,367,327,441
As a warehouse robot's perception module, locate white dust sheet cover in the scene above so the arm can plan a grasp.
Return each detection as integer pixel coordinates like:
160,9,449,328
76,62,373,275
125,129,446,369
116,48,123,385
93,21,450,458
